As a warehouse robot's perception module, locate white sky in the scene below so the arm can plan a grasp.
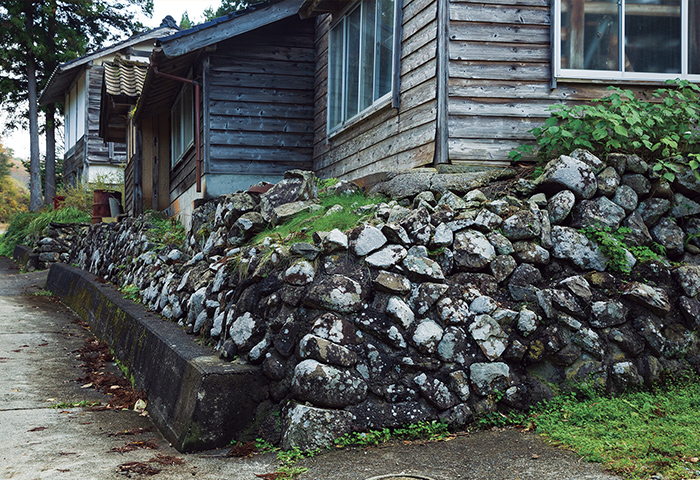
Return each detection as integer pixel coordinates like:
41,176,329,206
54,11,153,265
0,1,217,160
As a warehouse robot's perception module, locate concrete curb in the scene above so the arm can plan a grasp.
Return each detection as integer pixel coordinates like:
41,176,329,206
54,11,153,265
13,245,39,271
45,263,269,452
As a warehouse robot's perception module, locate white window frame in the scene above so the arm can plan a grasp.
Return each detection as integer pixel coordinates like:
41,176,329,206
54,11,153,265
327,0,398,134
554,0,700,83
171,82,194,167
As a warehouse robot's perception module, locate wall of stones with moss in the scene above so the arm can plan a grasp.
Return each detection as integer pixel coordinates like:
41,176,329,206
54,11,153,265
67,158,700,450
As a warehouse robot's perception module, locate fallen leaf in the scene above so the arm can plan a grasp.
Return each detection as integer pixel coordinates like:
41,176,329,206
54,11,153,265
228,441,255,458
27,427,47,432
531,454,539,459
255,473,284,480
149,453,185,466
56,469,70,473
80,383,93,389
116,462,161,476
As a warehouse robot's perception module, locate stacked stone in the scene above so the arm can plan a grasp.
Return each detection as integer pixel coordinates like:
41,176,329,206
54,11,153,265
66,151,700,451
32,222,89,269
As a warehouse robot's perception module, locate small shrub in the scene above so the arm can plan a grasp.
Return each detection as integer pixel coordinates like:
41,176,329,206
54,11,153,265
510,79,700,181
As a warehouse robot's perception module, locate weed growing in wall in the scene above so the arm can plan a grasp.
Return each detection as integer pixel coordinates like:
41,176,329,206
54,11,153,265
510,79,700,181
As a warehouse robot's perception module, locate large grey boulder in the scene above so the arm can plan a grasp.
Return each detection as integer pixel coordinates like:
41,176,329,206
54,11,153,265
291,359,368,408
470,362,511,396
260,170,318,223
305,275,364,313
571,197,627,229
536,155,597,199
551,226,607,271
623,283,671,316
501,210,541,240
468,314,509,361
281,403,355,450
453,230,496,271
547,190,576,224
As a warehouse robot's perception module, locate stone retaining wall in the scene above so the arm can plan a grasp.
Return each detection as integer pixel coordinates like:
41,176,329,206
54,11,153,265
65,155,700,450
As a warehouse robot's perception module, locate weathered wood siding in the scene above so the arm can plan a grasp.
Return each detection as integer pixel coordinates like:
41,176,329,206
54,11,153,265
140,115,171,212
207,17,316,176
446,0,660,164
85,66,127,167
313,0,439,180
62,139,85,185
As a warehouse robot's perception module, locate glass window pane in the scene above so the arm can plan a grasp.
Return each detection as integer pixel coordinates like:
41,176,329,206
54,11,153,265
375,0,394,99
625,0,680,73
172,100,181,161
561,0,619,70
689,0,699,74
329,23,344,128
344,6,361,119
360,0,376,110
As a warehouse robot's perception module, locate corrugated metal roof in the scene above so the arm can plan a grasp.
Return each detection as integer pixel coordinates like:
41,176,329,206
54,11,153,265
104,55,148,98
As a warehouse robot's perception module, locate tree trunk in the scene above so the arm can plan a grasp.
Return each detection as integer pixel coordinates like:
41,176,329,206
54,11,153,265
26,9,42,212
44,105,56,206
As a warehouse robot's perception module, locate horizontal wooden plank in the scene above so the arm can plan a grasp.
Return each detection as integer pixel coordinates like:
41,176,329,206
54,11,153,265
450,22,549,44
208,85,314,104
210,130,313,148
449,97,555,117
448,137,525,162
210,145,313,164
449,61,550,81
209,116,313,134
448,115,541,139
210,159,312,176
210,58,315,75
210,101,314,119
450,41,549,62
209,72,314,90
450,3,549,25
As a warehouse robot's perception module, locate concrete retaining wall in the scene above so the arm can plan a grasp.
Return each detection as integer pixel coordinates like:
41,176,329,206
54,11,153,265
45,263,269,452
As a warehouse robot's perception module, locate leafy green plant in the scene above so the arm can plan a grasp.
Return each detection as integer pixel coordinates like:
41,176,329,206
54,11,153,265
250,192,384,246
533,373,700,480
580,224,663,273
334,420,450,449
144,213,186,250
0,207,90,257
120,284,140,303
509,80,700,179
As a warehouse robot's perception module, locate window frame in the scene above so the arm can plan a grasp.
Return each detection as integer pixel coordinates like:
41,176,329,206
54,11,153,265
554,0,700,83
327,0,399,135
171,81,194,167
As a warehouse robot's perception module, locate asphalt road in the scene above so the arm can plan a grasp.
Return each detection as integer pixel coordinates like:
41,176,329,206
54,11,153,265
0,256,623,480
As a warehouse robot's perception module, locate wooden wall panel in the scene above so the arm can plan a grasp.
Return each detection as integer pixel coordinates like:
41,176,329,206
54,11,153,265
207,17,316,177
313,0,439,181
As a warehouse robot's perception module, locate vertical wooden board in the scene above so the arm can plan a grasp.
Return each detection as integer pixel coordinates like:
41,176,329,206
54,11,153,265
141,117,154,211
158,115,171,212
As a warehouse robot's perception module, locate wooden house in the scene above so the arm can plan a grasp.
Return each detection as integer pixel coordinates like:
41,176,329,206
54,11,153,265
39,19,180,187
108,0,699,224
122,0,315,225
303,0,700,179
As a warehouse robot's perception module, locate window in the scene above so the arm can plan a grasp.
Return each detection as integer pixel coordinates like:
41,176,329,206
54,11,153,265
328,0,396,131
555,0,700,81
171,83,194,166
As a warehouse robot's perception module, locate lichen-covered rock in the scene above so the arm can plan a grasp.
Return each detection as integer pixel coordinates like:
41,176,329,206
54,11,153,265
281,403,355,451
468,314,508,361
596,166,621,197
299,334,359,367
590,300,628,328
284,260,315,286
402,255,445,282
453,230,496,271
671,193,700,218
412,319,444,354
414,373,457,410
636,198,671,226
501,210,541,240
651,218,685,258
536,155,597,199
547,190,576,224
571,196,626,229
623,283,671,316
365,245,408,268
305,275,364,313
386,296,415,329
551,226,607,271
469,362,511,396
291,359,368,408
673,266,700,298
260,170,318,223
611,185,638,213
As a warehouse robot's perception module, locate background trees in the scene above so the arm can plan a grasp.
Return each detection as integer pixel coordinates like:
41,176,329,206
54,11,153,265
0,1,153,211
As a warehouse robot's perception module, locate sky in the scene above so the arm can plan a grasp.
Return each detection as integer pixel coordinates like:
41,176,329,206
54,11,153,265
0,1,217,161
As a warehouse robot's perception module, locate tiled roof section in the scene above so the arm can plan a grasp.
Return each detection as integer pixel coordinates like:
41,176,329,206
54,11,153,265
104,55,148,98
158,1,273,44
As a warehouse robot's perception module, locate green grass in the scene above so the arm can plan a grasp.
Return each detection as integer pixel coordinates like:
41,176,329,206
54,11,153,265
0,207,90,257
144,212,186,250
50,400,101,409
250,192,384,245
530,375,700,480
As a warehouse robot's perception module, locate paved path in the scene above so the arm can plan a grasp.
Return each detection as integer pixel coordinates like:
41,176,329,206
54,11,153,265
0,257,623,480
